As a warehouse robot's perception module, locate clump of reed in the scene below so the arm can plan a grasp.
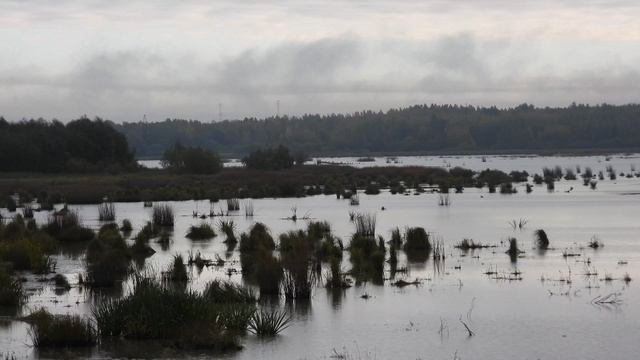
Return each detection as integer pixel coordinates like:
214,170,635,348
244,200,254,217
248,309,291,336
390,227,403,247
203,280,256,304
98,202,116,222
25,309,96,348
226,198,240,212
0,269,26,307
120,219,132,233
349,234,385,283
164,254,189,282
218,219,237,243
506,237,523,261
454,238,491,250
280,234,316,300
134,221,160,243
252,252,283,296
326,256,350,289
22,204,34,219
152,204,174,227
353,213,376,237
588,236,603,249
92,276,242,350
438,194,451,206
45,209,94,243
85,224,131,287
499,182,516,194
186,223,216,240
564,168,577,180
534,229,550,250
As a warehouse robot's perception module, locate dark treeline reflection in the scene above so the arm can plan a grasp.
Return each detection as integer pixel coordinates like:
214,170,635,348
118,103,640,157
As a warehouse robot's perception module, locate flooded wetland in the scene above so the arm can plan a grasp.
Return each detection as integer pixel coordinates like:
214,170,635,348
2,155,640,360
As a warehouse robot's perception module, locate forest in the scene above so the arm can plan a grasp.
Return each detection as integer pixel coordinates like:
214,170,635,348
117,103,640,158
0,117,135,172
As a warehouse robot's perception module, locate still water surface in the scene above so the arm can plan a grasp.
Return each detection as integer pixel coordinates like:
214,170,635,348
3,155,640,359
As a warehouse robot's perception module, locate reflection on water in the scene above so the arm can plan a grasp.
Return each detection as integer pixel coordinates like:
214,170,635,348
2,155,640,359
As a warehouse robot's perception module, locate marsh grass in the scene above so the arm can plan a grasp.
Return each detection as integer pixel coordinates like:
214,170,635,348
390,227,403,247
353,213,376,237
92,276,241,350
25,309,96,348
203,280,256,304
45,210,94,243
227,198,240,212
98,202,116,222
218,219,237,243
248,309,291,336
239,223,275,253
186,223,216,240
454,238,492,250
152,204,174,227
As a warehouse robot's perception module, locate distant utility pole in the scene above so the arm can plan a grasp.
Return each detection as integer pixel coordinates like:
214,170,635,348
218,103,222,122
142,114,147,123
276,99,280,117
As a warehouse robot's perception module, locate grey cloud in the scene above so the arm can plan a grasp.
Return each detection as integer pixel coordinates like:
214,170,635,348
2,34,640,122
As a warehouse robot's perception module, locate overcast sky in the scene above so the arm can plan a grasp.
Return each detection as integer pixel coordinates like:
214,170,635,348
2,0,640,122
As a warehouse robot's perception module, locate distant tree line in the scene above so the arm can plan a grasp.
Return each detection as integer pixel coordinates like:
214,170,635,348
117,103,640,157
0,117,135,172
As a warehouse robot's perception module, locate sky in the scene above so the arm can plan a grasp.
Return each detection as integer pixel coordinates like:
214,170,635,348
1,0,640,122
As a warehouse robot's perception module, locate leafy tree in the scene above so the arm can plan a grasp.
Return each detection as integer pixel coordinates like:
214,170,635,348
242,145,294,170
161,142,222,174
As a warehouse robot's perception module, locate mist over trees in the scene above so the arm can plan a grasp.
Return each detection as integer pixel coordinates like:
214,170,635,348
118,103,640,158
0,117,135,172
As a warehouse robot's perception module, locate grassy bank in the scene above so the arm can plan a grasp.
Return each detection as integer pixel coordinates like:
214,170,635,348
0,165,480,204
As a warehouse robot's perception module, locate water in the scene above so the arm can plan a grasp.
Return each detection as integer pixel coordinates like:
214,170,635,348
139,153,640,175
3,155,640,359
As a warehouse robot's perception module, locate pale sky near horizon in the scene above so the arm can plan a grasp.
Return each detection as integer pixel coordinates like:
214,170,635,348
2,0,640,122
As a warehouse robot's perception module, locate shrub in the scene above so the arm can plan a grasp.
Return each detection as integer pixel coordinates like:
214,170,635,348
239,223,275,253
162,142,223,174
242,145,294,170
0,269,26,307
120,219,132,233
534,229,550,249
26,309,96,348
